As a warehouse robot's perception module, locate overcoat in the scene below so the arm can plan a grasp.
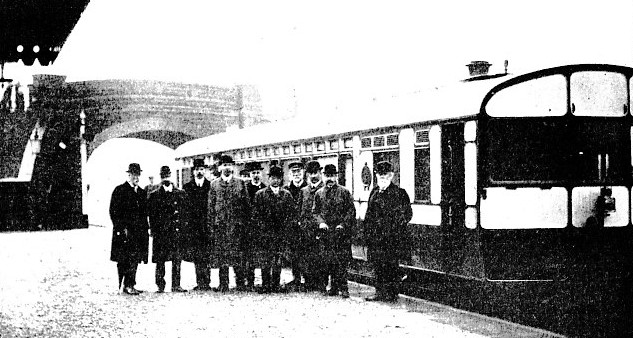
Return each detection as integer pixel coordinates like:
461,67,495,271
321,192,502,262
109,182,149,264
312,184,356,263
207,176,250,267
286,181,307,249
298,181,324,250
363,183,413,261
148,186,189,263
252,186,295,263
246,181,266,253
183,178,211,261
298,181,325,263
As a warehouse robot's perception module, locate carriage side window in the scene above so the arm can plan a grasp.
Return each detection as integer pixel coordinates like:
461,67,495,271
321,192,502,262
414,147,431,203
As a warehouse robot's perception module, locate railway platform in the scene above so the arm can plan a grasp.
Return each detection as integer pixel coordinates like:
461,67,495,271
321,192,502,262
0,227,562,337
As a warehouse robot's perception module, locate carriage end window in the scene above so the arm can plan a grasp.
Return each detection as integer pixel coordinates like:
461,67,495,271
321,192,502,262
414,147,431,203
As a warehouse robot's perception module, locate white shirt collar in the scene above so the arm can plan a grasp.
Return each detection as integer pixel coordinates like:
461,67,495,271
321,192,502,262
270,186,280,194
163,184,173,192
194,177,205,186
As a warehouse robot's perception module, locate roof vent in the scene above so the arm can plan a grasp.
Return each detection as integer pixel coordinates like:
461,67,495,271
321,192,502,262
466,61,491,76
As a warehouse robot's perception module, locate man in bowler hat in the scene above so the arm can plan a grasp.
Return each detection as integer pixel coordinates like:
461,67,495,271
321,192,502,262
109,163,149,295
235,162,267,291
207,154,251,292
312,164,355,298
183,158,213,291
252,165,295,293
298,160,327,291
148,166,189,293
364,161,412,302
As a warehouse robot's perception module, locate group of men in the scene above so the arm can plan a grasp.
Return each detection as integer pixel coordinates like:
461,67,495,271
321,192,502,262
109,154,412,303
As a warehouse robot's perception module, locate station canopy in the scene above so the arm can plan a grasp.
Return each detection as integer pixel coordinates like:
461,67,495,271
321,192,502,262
0,0,90,66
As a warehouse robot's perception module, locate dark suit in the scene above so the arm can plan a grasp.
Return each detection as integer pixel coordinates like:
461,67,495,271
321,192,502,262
252,186,295,292
183,178,211,289
364,183,413,299
286,181,307,286
235,181,266,289
313,183,355,294
298,181,325,291
109,182,149,290
207,176,250,289
148,185,189,291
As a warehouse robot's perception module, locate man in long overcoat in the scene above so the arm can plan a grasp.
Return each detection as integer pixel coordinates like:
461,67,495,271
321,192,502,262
285,161,308,291
252,165,295,293
207,155,250,292
298,160,326,292
363,161,413,302
183,158,212,291
313,164,356,299
109,163,149,295
235,162,267,291
148,166,188,293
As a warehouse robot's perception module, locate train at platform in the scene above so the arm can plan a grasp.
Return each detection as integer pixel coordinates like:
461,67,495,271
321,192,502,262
174,64,633,337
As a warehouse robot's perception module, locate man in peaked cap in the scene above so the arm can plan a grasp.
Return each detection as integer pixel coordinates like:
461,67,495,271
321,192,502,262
284,161,307,291
207,154,251,292
252,165,295,293
364,160,412,302
109,163,149,295
312,164,355,298
184,158,213,291
148,166,188,293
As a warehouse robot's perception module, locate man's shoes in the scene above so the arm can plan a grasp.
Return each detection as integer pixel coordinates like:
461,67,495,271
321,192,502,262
213,285,229,292
364,295,385,302
135,289,145,293
365,294,398,302
235,285,248,292
156,288,165,293
123,287,140,295
193,285,212,291
172,286,187,293
326,289,338,297
340,290,350,299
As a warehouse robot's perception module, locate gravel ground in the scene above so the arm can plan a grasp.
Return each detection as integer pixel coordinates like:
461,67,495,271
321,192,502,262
0,227,551,338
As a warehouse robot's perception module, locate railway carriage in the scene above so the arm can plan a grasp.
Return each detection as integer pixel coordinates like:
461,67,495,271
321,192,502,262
175,64,633,337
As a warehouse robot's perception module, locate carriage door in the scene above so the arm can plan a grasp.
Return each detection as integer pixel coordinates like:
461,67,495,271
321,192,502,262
441,123,467,274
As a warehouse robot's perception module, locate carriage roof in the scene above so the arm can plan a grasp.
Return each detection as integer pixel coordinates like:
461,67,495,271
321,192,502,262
175,75,511,159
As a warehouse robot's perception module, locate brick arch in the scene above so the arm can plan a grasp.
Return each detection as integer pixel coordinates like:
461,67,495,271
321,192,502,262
88,117,203,157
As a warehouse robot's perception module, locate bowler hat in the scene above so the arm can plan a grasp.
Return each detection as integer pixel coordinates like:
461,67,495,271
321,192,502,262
192,158,207,169
159,165,171,179
126,163,142,175
218,154,235,165
323,164,337,176
269,165,284,178
288,161,304,170
375,161,394,175
305,160,322,174
245,162,263,172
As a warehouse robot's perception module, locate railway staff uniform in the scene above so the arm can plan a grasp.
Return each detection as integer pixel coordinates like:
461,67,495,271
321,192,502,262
298,160,327,292
148,166,188,293
312,164,356,299
285,161,308,291
207,155,251,292
364,161,413,302
183,159,212,291
109,163,149,295
236,162,267,291
252,166,295,293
